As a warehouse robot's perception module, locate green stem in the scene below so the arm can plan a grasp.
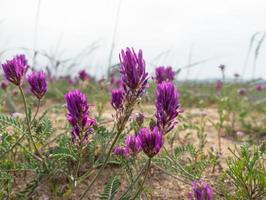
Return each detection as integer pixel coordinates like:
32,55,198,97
31,99,41,123
78,130,123,200
118,159,150,200
131,158,151,200
18,86,46,168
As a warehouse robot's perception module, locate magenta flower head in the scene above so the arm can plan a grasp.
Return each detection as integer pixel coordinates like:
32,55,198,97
114,146,129,157
0,81,8,90
256,83,264,92
215,80,223,90
119,47,148,96
137,127,163,158
125,135,141,156
65,89,90,126
65,89,96,145
27,71,48,99
1,54,29,86
238,88,247,96
188,180,213,200
79,70,90,81
156,81,182,134
155,66,176,84
111,89,124,110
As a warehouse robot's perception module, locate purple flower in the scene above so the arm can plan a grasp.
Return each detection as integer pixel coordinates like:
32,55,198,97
111,89,125,110
79,70,90,81
189,180,213,200
65,90,96,145
256,83,264,92
155,66,176,84
238,88,247,96
114,146,129,157
215,80,223,90
65,89,90,126
27,71,48,99
119,47,148,96
1,54,29,86
155,81,182,134
125,135,141,156
136,127,163,158
0,81,8,90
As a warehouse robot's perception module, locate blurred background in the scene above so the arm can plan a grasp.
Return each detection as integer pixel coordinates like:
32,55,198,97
0,0,266,80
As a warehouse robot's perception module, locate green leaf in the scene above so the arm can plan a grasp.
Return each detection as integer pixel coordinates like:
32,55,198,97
100,176,121,200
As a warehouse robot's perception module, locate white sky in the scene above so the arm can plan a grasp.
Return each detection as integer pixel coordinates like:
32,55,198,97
0,0,266,79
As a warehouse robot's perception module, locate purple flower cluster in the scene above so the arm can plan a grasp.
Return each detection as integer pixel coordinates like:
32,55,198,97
1,54,29,86
256,83,264,92
155,81,182,134
114,127,163,158
188,180,213,200
0,81,8,90
125,135,141,156
238,88,247,96
137,127,163,158
79,70,90,81
114,146,129,157
215,80,223,90
155,66,176,84
119,47,148,96
111,89,124,110
65,89,96,145
27,71,48,99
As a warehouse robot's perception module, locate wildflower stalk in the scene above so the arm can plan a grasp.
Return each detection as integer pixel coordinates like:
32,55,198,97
131,158,151,200
18,85,46,169
31,99,41,123
79,99,137,200
118,158,150,199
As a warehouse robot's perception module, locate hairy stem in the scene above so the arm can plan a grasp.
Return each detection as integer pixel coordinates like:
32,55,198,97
18,86,47,169
131,158,151,200
31,99,41,123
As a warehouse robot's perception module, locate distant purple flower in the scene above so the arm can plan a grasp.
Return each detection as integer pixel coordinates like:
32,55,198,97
256,83,264,92
189,180,213,200
137,127,163,158
1,54,29,86
111,89,124,110
156,81,182,134
125,135,141,156
110,74,123,89
65,90,96,145
238,88,247,96
155,66,176,84
218,64,225,71
215,80,223,90
135,112,145,126
27,71,48,99
234,73,240,78
119,47,148,96
79,70,90,81
114,146,129,157
0,81,8,90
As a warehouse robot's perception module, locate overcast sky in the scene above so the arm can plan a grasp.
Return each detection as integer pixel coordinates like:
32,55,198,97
0,0,266,79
